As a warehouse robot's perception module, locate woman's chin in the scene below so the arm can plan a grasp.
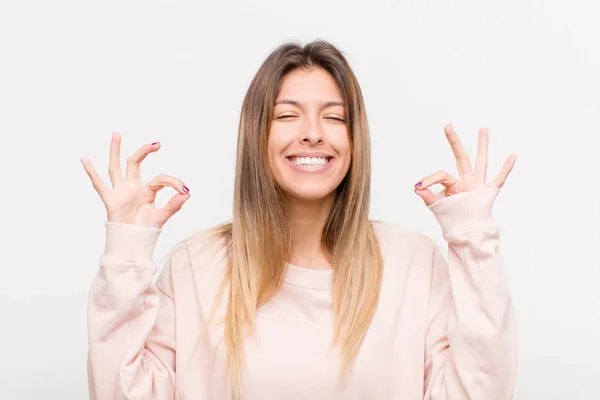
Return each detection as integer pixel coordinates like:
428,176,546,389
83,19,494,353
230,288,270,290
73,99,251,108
283,186,337,202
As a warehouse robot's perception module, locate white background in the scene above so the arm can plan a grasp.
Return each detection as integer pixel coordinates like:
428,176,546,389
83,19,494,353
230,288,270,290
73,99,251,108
1,0,599,399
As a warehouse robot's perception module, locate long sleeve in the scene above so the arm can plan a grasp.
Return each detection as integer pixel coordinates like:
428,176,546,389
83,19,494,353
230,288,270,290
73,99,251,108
87,222,181,400
423,188,518,399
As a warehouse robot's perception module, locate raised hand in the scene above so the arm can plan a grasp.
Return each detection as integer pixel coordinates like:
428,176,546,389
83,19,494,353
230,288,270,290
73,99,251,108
81,133,190,229
414,124,517,206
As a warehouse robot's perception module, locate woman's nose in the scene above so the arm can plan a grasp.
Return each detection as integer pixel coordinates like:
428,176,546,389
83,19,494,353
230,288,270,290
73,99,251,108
301,120,323,144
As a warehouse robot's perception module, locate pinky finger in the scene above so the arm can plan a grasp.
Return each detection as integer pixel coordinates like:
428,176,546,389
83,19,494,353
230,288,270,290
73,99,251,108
81,158,109,197
488,154,518,189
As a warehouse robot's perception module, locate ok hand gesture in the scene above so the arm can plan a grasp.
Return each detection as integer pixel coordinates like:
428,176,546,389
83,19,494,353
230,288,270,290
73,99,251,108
414,124,517,206
81,133,190,229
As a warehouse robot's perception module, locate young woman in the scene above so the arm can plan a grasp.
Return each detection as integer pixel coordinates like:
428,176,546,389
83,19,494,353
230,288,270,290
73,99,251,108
82,40,518,399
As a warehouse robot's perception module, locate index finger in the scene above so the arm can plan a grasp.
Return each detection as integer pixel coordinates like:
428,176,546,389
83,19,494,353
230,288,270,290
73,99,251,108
444,124,472,175
125,142,160,181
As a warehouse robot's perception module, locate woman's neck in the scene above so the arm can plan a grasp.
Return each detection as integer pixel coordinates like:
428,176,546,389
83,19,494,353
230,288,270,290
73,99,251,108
285,193,334,270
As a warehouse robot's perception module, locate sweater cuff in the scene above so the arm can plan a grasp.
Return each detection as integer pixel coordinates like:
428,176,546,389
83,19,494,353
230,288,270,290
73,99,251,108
103,222,162,264
427,187,501,237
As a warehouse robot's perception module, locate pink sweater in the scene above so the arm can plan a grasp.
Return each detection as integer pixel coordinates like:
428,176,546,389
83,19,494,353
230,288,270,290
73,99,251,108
87,188,517,399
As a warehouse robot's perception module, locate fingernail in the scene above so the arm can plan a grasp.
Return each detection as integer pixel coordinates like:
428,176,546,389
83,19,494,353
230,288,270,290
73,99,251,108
182,185,190,193
414,182,423,188
151,142,159,145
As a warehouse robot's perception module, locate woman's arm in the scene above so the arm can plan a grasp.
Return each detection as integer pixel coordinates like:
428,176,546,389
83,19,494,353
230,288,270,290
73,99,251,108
423,188,518,399
87,222,183,400
81,134,192,399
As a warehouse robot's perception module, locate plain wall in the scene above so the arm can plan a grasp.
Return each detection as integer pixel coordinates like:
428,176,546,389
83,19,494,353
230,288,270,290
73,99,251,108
1,0,599,398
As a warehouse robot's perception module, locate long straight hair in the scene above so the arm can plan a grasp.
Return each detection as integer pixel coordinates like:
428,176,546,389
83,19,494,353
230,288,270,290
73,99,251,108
210,40,383,398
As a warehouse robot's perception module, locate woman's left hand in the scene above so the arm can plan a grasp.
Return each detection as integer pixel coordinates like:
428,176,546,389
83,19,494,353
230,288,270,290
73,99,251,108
414,124,517,206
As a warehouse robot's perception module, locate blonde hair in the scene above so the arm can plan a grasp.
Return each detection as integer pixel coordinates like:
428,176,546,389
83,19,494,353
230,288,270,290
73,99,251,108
209,40,383,398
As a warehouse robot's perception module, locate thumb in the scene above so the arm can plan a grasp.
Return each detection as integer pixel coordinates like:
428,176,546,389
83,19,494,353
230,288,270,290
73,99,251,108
159,192,191,222
414,187,436,206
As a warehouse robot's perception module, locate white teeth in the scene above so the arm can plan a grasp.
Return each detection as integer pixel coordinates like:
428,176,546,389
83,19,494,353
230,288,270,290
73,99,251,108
292,157,329,166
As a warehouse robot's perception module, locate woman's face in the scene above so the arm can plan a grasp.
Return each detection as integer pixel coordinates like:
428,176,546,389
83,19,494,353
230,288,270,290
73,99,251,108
268,67,351,202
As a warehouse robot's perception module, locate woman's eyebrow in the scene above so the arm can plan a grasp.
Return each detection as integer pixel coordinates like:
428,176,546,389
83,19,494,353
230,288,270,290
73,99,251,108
274,99,302,107
321,101,345,109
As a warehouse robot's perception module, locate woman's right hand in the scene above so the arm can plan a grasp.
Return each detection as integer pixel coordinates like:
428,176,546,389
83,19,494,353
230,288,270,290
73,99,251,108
80,132,190,229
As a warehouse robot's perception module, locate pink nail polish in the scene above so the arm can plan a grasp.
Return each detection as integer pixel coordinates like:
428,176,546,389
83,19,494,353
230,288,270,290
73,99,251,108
151,142,158,145
415,182,423,188
182,185,190,193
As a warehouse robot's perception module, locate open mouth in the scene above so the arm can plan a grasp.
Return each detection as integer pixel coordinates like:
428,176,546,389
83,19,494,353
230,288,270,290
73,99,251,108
286,156,333,172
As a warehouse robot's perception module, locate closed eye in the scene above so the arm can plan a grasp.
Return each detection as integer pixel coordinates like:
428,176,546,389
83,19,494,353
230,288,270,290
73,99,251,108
276,115,345,122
